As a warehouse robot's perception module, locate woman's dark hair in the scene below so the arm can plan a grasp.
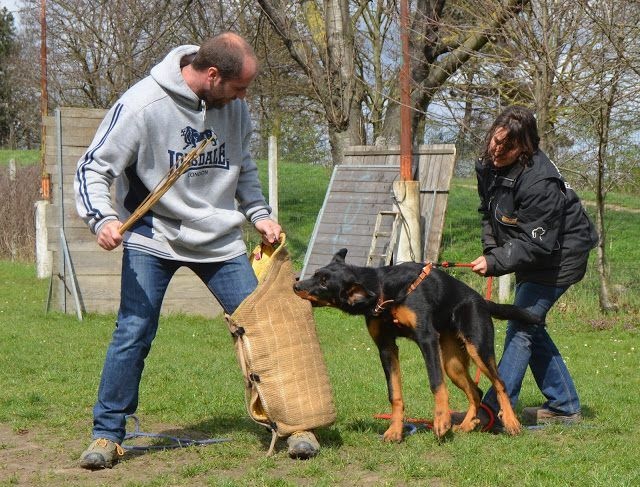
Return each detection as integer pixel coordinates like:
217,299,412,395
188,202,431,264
191,32,256,80
480,106,540,166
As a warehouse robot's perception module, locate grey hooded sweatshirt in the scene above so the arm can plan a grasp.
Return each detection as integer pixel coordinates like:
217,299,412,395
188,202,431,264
75,45,271,262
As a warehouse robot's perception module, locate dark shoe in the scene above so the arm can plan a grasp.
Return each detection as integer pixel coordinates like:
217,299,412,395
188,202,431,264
79,438,125,469
522,406,582,425
286,431,320,459
451,406,502,433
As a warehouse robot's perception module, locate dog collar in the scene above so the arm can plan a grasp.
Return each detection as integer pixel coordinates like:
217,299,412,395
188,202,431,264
373,297,394,315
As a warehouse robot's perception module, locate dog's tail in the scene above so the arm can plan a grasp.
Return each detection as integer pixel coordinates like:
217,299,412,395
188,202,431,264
486,300,545,325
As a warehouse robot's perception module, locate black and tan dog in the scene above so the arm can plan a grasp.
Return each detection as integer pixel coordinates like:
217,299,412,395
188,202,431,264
294,249,543,441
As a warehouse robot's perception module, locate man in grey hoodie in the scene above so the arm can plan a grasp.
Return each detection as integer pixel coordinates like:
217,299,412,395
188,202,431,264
75,32,320,468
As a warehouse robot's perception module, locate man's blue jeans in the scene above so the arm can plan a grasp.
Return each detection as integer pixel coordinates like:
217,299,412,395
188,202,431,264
483,281,581,417
92,249,258,443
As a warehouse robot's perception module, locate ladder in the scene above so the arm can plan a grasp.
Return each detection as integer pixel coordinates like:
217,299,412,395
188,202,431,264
366,211,400,267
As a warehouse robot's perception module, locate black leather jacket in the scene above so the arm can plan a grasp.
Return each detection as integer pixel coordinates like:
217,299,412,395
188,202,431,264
475,150,598,286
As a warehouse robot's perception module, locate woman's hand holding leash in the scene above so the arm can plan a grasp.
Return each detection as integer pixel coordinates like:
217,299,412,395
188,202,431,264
471,256,488,276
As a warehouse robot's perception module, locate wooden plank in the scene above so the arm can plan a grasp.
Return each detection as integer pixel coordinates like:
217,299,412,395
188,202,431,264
332,169,400,182
53,250,121,276
322,193,396,206
50,253,223,318
47,229,106,251
312,233,375,247
343,145,455,157
43,119,102,134
46,132,101,150
47,182,118,220
418,145,456,261
316,221,382,237
46,205,111,228
306,244,370,265
59,107,108,119
319,212,387,226
47,145,92,158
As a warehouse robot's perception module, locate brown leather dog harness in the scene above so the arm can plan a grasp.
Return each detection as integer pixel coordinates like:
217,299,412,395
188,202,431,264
373,262,433,315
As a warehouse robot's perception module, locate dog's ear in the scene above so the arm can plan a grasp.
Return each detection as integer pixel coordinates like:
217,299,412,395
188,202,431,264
345,283,375,306
332,248,348,263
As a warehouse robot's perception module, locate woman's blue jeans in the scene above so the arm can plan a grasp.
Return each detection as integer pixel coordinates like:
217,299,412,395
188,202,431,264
483,281,581,417
92,248,258,443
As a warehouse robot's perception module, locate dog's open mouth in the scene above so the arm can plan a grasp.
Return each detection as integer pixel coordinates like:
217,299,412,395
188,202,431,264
293,290,333,307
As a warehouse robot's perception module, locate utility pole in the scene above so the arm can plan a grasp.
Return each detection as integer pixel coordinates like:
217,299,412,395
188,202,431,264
393,0,422,263
40,0,50,200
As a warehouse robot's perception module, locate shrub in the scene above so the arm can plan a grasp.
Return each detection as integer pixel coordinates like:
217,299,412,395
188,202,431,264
0,164,40,261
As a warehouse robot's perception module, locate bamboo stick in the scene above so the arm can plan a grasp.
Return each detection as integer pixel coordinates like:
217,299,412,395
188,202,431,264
119,136,215,235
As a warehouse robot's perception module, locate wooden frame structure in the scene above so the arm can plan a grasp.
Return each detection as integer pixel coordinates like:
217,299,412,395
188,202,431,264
300,144,456,279
44,107,223,318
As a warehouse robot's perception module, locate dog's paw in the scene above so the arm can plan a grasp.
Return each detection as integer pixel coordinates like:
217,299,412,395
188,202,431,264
382,427,404,443
452,417,481,433
432,417,452,438
503,420,522,435
499,409,522,435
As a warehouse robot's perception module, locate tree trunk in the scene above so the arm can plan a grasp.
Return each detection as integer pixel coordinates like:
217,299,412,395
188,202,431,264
328,126,353,165
595,210,615,312
595,134,617,312
257,0,358,165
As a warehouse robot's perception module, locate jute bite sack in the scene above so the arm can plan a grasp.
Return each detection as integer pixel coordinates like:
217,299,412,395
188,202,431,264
226,235,336,454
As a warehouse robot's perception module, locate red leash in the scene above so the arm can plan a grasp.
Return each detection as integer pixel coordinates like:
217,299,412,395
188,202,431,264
432,261,492,297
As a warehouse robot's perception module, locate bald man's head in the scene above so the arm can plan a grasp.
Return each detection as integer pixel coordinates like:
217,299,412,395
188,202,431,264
191,32,258,81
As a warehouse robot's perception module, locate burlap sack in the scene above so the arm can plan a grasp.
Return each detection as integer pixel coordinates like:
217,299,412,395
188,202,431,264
226,235,336,452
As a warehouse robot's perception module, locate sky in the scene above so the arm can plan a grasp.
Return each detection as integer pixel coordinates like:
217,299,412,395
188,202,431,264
0,0,21,25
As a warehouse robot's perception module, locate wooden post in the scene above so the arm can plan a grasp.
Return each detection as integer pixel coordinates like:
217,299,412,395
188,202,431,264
35,200,51,278
393,180,422,263
55,108,66,312
268,135,278,222
9,159,17,261
498,274,512,303
394,0,421,263
40,0,50,200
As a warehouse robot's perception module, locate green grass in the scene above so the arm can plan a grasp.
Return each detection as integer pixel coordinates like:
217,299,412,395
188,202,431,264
578,188,640,211
0,170,639,486
0,149,40,166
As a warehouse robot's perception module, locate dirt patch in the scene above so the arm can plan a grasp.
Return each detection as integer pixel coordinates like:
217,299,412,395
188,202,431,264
0,421,445,486
0,423,239,486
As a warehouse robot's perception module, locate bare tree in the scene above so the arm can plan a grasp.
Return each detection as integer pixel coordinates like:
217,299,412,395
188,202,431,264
256,0,532,164
21,0,197,109
256,0,359,164
563,0,640,311
354,1,396,144
13,0,327,161
380,0,531,144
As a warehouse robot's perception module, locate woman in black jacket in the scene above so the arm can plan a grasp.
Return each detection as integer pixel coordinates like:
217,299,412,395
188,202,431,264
471,106,598,426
